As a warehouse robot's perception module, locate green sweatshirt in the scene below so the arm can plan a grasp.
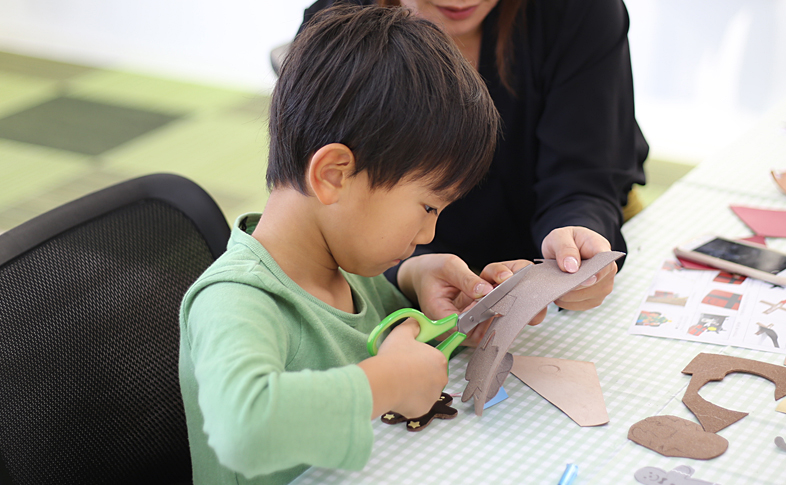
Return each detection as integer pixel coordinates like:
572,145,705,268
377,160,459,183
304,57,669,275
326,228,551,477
179,213,411,484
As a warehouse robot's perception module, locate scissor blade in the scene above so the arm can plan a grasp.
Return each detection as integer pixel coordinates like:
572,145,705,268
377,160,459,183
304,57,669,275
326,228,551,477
456,265,532,334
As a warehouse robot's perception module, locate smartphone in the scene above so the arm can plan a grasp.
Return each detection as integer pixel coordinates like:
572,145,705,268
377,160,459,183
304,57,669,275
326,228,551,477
674,235,786,285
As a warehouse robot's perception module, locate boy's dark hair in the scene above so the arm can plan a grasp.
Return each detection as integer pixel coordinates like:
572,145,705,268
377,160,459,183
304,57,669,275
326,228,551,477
267,4,499,199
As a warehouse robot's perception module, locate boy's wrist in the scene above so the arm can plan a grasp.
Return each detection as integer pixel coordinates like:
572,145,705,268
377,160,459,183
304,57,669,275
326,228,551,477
358,354,406,418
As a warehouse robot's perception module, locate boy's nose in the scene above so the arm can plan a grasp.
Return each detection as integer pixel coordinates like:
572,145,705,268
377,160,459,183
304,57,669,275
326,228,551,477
414,218,437,246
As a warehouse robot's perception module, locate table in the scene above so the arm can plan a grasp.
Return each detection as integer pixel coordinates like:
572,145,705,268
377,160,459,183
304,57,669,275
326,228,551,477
292,99,786,485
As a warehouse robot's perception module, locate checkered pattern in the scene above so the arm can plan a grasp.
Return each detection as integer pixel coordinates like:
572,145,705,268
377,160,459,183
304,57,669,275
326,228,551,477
293,102,786,483
0,52,271,233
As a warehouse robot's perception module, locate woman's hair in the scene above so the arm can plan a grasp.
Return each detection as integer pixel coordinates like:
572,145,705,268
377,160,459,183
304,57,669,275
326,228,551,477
379,0,528,94
268,4,500,199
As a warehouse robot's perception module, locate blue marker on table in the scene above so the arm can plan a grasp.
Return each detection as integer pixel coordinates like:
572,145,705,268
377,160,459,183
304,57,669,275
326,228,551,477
558,463,578,485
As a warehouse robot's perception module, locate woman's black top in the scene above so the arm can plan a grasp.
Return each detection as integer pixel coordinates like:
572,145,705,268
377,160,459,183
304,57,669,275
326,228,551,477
300,0,648,271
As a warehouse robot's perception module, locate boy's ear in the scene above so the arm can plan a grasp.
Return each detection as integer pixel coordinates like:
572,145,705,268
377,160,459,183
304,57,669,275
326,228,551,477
307,143,356,205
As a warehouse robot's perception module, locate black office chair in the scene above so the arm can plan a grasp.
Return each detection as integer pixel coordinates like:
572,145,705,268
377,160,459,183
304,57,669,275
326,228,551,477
0,173,230,485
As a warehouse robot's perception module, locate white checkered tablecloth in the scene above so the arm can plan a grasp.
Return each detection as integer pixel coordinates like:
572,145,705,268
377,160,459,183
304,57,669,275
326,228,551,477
292,105,786,485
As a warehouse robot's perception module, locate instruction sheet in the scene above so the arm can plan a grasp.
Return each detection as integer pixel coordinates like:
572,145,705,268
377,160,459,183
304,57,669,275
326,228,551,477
629,259,786,354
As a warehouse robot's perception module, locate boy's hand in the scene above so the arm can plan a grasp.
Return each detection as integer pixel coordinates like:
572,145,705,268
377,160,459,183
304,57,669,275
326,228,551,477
359,319,448,419
541,226,617,311
397,254,546,347
397,254,493,322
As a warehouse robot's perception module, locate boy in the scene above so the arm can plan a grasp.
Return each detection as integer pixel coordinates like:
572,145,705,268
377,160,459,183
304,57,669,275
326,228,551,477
179,5,499,484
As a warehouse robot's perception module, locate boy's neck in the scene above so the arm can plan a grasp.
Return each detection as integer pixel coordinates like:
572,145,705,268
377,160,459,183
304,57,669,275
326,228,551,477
252,188,355,313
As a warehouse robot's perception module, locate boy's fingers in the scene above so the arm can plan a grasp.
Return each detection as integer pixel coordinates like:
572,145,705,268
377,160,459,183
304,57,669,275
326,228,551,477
393,318,421,339
479,262,512,284
441,255,492,298
479,260,532,286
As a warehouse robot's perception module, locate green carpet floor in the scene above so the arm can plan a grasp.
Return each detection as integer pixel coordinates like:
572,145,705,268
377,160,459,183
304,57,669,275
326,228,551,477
0,51,271,233
0,51,690,234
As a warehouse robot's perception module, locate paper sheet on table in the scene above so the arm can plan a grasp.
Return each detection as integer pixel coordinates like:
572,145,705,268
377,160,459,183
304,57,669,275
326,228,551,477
730,205,786,237
629,258,786,354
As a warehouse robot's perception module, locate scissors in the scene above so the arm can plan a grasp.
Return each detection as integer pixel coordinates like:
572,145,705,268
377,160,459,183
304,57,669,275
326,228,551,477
367,265,531,366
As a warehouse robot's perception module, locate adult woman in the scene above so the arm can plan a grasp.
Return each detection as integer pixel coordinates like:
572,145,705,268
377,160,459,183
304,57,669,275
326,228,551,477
299,0,648,334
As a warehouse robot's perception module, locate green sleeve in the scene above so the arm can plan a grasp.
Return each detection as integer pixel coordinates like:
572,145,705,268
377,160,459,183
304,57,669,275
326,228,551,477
184,282,374,478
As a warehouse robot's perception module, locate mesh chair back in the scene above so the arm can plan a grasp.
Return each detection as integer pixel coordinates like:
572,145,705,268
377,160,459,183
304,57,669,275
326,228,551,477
0,174,229,485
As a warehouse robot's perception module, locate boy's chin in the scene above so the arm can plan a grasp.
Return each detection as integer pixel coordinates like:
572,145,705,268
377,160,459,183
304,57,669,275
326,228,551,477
342,260,399,278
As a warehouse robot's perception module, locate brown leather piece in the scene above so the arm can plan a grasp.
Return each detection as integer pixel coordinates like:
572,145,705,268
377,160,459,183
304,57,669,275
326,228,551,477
681,352,786,433
628,415,728,460
380,392,458,432
462,251,625,415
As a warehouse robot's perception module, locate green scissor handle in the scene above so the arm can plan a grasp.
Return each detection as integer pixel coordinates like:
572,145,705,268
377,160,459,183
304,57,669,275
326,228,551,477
367,308,467,363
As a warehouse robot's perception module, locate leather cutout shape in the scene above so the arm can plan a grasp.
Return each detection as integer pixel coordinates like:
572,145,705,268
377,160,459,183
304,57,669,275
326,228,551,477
381,392,457,432
462,251,624,415
628,415,728,460
682,353,786,433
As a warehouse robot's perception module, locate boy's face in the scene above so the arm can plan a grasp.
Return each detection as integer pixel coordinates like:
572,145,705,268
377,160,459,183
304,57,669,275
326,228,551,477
399,0,500,40
324,172,451,277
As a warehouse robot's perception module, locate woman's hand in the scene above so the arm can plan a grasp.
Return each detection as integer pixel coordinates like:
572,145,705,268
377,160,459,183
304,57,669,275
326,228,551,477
541,226,617,311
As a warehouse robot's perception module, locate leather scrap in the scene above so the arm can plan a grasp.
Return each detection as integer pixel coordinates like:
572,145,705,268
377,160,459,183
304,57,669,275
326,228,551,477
484,352,513,404
682,352,786,433
510,355,609,427
462,251,624,415
381,392,457,432
628,415,728,460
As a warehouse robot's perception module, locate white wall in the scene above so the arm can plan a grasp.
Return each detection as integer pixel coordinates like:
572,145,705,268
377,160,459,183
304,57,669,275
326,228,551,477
626,0,786,162
1,0,785,163
0,0,313,92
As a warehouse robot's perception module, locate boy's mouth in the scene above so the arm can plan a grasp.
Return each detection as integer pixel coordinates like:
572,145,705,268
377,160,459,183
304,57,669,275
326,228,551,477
436,5,479,21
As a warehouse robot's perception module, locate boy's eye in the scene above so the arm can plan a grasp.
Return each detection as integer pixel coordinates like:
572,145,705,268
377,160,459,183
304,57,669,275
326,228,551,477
424,205,438,215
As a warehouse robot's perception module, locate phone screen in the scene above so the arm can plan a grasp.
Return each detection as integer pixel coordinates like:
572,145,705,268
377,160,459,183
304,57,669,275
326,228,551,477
694,238,786,275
